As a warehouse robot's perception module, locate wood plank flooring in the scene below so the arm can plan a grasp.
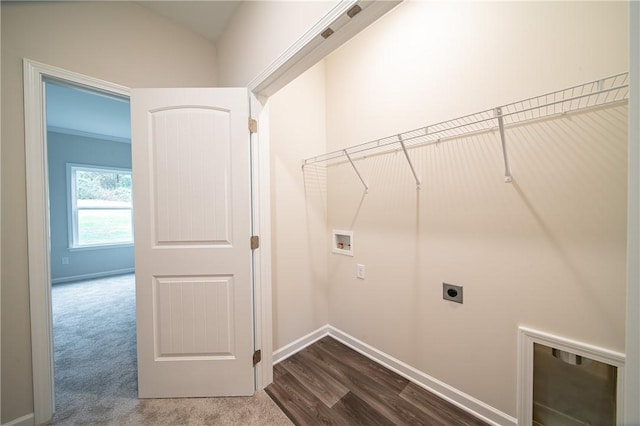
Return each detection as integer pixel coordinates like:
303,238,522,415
266,336,489,425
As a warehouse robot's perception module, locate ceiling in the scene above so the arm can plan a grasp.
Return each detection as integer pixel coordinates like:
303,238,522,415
46,81,131,142
45,2,241,141
139,1,241,43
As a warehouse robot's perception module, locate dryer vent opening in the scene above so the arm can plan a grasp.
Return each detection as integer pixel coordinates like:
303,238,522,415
533,343,617,425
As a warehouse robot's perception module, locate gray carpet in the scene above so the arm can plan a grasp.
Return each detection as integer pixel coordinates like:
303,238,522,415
51,274,292,425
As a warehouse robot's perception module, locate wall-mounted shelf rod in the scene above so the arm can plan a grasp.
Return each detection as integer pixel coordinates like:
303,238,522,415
398,135,420,188
302,72,629,184
495,107,512,183
344,149,368,192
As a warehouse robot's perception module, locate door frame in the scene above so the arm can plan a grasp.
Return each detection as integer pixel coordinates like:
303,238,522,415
245,0,402,391
25,1,401,423
24,60,131,422
26,60,263,420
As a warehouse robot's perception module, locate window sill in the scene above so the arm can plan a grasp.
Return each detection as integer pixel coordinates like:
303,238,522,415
68,242,134,252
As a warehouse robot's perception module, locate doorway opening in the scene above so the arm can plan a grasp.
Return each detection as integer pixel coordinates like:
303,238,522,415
43,79,136,419
45,80,133,283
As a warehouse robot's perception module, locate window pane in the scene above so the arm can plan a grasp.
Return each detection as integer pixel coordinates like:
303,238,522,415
76,169,132,205
71,166,133,247
77,209,133,246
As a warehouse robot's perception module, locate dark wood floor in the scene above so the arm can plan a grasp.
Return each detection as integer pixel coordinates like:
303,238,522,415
266,336,488,426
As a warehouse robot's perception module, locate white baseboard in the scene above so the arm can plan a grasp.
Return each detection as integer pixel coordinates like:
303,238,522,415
326,326,516,425
326,326,516,426
275,324,516,426
51,268,134,284
272,325,329,364
2,413,35,426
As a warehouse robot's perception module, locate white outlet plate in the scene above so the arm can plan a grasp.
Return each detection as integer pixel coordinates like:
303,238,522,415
356,264,365,279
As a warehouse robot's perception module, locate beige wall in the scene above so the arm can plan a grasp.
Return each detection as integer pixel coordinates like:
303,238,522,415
216,0,337,87
0,2,218,421
323,0,628,418
269,61,329,349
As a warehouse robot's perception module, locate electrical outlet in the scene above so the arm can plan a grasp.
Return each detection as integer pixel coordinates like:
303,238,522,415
62,257,69,265
443,283,463,303
356,264,365,280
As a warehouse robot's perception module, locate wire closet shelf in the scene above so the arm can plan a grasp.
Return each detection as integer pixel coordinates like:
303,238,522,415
302,72,629,189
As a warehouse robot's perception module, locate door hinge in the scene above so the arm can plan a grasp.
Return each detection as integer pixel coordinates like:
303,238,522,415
250,235,260,250
253,349,262,366
248,118,258,134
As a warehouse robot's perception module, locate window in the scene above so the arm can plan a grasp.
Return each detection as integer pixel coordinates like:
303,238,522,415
68,164,133,248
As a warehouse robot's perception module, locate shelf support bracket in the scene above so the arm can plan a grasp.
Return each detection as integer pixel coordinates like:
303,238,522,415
344,150,369,193
495,107,513,183
398,135,421,189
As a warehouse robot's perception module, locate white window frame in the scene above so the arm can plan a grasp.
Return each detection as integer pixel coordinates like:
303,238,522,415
67,163,133,250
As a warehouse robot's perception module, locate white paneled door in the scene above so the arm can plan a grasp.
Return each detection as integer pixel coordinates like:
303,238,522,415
131,88,254,398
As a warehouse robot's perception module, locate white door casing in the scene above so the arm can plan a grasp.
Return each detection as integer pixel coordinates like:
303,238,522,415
131,88,254,397
24,60,132,423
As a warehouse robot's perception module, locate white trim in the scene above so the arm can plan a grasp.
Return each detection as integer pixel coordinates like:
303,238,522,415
517,326,626,426
51,268,135,285
327,326,515,426
24,59,130,425
249,0,401,98
625,3,640,424
66,242,134,253
250,94,274,389
48,126,131,144
2,413,35,426
248,0,357,95
273,325,330,365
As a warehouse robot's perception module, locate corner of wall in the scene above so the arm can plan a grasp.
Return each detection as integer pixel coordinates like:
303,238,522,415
268,61,329,350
